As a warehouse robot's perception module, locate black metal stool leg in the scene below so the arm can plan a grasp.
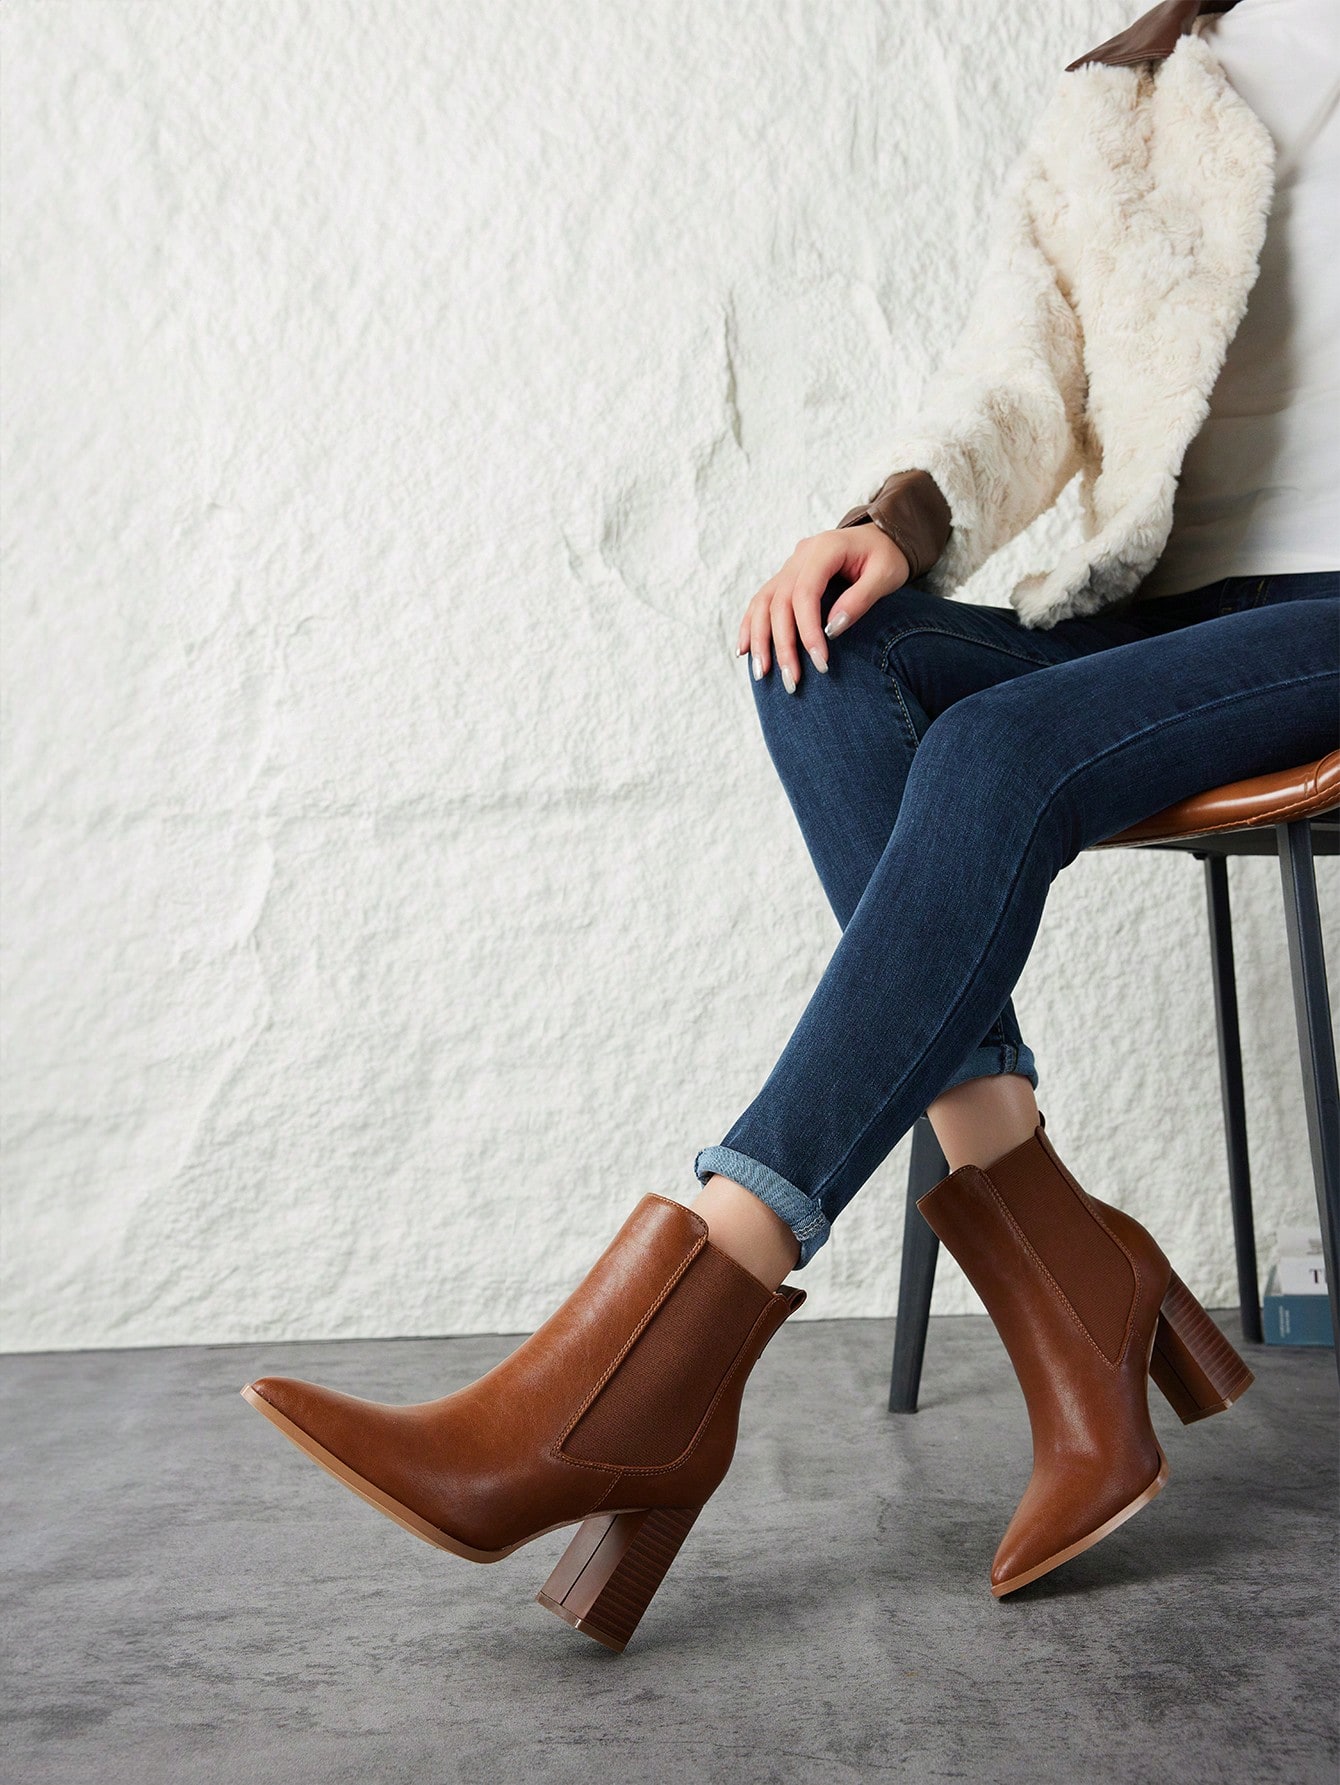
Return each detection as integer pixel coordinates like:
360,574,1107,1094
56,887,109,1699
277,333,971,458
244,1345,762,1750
888,1114,946,1412
1202,852,1263,1343
1277,819,1340,1379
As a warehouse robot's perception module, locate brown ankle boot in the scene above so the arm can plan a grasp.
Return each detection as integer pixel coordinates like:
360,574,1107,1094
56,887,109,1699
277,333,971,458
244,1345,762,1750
916,1117,1253,1597
241,1193,804,1650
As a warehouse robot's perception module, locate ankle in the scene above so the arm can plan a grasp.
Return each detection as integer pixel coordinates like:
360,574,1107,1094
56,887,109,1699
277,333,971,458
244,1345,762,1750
688,1176,800,1291
927,1072,1040,1173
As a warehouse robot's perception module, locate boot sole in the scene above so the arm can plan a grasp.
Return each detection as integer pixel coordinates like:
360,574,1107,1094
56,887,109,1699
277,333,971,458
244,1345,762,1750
990,1443,1170,1599
240,1383,587,1563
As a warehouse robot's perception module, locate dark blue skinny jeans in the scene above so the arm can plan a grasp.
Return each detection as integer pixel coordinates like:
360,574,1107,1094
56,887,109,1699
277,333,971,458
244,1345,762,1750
694,572,1340,1267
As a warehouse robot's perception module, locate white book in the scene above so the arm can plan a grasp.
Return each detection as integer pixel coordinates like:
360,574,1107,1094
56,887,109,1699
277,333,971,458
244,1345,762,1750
1276,1255,1329,1295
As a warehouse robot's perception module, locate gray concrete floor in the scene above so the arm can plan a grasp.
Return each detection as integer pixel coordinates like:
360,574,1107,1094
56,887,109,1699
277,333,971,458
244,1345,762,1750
2,1314,1335,1785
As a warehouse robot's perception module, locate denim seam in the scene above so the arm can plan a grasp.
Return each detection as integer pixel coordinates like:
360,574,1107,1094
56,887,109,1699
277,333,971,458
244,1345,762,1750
884,672,924,755
878,622,1062,679
875,639,930,753
877,622,1062,756
804,666,1337,1211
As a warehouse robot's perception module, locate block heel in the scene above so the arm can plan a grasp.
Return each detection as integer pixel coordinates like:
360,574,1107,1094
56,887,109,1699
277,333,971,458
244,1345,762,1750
1150,1270,1255,1424
536,1504,701,1652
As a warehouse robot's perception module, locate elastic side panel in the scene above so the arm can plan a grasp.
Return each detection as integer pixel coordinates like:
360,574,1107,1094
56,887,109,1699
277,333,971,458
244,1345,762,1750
985,1141,1136,1364
560,1249,768,1468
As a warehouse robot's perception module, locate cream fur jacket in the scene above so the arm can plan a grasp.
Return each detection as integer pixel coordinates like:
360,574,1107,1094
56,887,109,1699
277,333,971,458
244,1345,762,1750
840,20,1277,629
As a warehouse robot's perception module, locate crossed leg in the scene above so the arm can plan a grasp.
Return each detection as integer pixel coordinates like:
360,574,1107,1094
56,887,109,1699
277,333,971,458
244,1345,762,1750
693,585,1339,1282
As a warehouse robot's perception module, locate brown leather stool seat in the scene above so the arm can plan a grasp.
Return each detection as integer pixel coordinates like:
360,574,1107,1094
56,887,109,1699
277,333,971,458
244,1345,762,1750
888,754,1340,1411
1098,750,1340,847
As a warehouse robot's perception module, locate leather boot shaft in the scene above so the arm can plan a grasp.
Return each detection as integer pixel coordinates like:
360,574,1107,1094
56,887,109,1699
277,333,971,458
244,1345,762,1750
918,1122,1173,1389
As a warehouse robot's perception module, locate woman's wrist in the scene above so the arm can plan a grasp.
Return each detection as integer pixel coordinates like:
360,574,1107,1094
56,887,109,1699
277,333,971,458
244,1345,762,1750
836,468,951,581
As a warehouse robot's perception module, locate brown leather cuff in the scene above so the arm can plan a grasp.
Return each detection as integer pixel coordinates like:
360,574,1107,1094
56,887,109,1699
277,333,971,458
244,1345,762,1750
836,468,952,582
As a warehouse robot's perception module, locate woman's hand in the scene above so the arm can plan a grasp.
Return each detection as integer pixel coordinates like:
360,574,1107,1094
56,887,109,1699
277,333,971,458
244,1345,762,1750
738,523,910,692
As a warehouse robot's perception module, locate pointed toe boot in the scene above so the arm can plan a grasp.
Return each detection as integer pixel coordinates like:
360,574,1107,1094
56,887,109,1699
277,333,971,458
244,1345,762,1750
242,1193,804,1650
916,1118,1253,1598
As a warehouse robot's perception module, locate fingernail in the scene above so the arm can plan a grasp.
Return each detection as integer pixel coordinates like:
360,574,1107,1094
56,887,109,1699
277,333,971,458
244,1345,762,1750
809,648,828,674
752,653,764,681
781,665,796,694
824,611,849,638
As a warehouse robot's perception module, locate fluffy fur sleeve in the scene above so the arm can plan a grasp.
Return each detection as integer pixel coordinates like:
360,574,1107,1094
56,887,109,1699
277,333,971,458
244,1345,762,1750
861,87,1088,597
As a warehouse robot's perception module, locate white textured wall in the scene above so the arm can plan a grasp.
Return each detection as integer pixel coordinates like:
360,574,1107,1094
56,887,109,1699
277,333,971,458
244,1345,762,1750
2,0,1331,1351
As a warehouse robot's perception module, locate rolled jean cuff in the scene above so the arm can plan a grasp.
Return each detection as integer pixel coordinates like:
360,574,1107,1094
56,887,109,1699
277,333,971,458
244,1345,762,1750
692,1144,831,1269
936,1036,1039,1098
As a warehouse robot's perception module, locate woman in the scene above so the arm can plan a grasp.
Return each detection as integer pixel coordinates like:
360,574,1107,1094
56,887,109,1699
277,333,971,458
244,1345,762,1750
242,0,1339,1650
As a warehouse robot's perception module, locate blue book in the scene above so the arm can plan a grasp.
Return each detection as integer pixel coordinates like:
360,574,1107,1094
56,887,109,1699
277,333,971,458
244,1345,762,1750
1262,1267,1334,1348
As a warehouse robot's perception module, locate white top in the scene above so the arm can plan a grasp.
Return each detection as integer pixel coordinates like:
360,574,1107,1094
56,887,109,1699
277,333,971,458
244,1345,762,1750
1135,0,1340,599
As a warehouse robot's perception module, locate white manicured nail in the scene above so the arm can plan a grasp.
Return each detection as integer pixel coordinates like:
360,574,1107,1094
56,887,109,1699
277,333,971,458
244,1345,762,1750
781,665,796,694
824,610,849,638
809,648,828,673
752,653,764,681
